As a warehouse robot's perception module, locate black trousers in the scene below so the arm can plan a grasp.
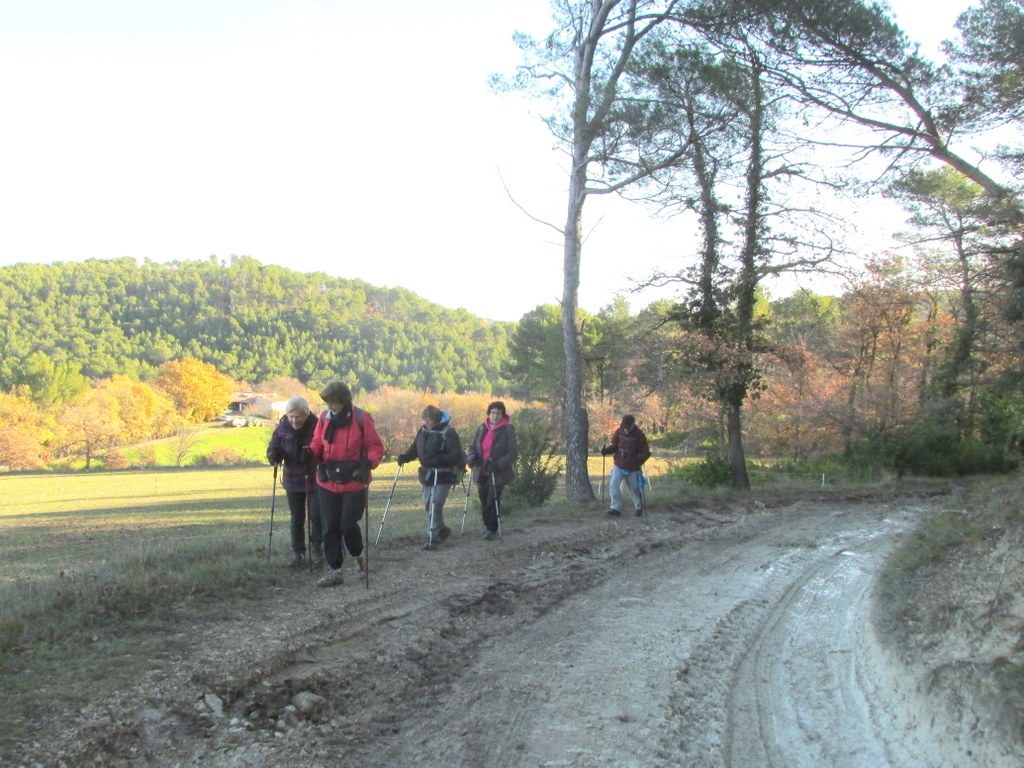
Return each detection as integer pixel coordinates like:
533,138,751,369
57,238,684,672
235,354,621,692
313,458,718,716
286,489,322,554
318,486,365,569
476,474,504,533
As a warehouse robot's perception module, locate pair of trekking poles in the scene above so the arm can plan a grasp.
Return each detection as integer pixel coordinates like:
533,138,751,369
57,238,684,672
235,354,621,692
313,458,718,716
267,462,371,589
598,452,649,517
373,465,444,546
374,463,501,545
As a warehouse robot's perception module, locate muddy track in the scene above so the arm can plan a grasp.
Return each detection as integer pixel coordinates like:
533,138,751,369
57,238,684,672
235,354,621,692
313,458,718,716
8,495,1021,767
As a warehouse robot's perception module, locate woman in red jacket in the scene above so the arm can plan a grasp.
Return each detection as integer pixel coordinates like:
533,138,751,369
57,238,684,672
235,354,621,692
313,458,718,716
308,379,384,587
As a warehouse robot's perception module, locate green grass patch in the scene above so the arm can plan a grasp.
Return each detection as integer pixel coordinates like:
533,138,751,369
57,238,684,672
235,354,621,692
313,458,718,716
115,422,273,467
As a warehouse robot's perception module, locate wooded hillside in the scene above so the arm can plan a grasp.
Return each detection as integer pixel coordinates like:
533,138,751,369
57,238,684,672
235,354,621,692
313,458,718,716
0,255,512,396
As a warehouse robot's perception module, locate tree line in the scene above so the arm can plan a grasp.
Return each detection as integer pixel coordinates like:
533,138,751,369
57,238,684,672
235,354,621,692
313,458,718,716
499,0,1024,494
0,255,512,400
1,252,1020,477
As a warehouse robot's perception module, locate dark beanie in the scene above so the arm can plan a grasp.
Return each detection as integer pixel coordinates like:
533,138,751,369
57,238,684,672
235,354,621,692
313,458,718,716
620,415,635,430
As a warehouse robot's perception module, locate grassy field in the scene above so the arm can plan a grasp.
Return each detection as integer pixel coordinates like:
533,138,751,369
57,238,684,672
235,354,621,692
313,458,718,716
2,463,452,585
1,458,576,719
1,454,672,642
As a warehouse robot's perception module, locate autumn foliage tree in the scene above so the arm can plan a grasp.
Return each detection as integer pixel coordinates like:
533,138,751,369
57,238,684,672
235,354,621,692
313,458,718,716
95,375,181,441
0,391,54,469
60,388,122,469
156,358,237,423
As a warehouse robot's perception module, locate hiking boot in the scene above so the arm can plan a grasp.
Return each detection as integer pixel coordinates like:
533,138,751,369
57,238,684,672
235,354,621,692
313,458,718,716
423,540,438,551
356,554,368,574
289,553,304,569
608,508,622,517
634,508,644,516
317,568,344,587
481,530,497,541
438,526,452,543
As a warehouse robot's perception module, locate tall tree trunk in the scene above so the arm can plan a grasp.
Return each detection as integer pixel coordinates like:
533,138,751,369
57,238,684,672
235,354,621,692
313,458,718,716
562,160,595,502
941,236,979,406
726,400,750,490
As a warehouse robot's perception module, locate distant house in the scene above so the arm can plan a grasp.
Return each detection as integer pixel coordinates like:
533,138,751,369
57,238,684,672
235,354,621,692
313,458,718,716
227,392,281,420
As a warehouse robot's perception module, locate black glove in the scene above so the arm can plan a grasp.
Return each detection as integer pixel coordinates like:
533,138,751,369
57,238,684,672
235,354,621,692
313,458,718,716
300,446,312,465
396,455,408,467
352,457,371,482
601,445,614,456
268,449,283,465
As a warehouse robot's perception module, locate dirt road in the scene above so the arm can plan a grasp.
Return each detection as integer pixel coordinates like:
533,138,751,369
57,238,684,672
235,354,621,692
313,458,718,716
12,493,1020,767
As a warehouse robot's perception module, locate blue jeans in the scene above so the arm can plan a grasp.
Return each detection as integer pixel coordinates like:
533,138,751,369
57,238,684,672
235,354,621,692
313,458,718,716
609,467,643,512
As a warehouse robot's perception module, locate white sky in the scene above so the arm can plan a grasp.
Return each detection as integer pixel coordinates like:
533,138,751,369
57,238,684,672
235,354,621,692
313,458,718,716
0,0,976,322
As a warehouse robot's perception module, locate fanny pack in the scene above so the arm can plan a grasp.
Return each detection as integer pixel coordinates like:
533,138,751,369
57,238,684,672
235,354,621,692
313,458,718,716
318,460,360,484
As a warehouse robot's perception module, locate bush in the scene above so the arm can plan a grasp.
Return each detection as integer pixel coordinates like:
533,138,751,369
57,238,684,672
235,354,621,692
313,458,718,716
133,446,158,469
670,439,731,488
862,425,1019,477
649,430,690,451
99,451,131,470
507,408,563,509
193,448,245,467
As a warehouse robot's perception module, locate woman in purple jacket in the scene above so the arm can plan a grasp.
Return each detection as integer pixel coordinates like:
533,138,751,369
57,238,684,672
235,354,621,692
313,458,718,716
267,396,322,568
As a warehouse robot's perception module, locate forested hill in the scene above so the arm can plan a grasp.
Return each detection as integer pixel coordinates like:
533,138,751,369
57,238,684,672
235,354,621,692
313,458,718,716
0,256,513,394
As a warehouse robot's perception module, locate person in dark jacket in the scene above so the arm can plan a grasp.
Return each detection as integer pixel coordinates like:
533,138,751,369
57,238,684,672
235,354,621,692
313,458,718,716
466,400,519,540
266,396,322,568
600,415,651,516
396,405,465,550
308,380,385,587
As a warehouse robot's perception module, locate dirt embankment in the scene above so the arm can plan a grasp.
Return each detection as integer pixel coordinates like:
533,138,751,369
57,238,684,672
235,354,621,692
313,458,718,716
6,491,1023,767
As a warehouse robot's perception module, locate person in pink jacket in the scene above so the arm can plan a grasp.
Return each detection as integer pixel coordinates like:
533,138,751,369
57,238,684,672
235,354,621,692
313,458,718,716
308,379,384,587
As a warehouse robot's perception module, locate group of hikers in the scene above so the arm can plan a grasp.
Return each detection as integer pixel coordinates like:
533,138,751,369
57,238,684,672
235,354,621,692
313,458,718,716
266,378,651,588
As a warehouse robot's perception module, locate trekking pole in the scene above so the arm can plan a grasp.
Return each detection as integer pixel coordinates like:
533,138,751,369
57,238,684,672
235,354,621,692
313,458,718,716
374,464,402,545
363,485,370,590
267,464,278,564
306,474,313,572
492,479,502,540
460,472,473,535
427,469,438,546
639,469,648,518
599,452,606,502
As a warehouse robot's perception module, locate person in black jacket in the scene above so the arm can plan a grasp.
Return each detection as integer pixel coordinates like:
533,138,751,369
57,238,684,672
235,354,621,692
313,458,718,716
466,401,519,540
600,415,651,516
267,396,322,568
397,405,465,550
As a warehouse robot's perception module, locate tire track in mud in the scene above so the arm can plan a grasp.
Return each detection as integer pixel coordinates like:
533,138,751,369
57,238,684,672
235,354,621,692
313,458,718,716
659,504,938,768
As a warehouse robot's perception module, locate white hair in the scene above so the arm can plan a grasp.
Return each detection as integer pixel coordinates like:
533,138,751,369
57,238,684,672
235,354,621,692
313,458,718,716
284,396,310,415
